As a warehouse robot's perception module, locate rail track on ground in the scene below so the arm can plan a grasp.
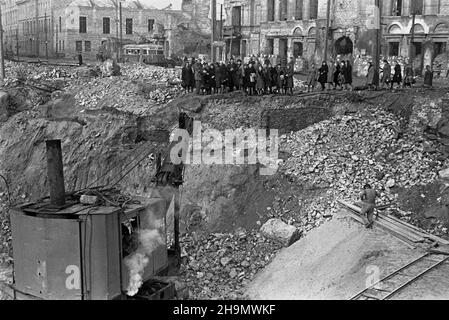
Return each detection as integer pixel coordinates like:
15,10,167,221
350,252,449,300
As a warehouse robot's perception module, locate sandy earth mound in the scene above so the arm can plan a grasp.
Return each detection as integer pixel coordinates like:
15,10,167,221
245,210,445,300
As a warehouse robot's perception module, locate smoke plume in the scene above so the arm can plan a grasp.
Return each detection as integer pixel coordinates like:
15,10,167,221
124,228,164,296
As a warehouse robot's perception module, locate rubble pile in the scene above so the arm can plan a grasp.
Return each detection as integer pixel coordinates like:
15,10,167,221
3,61,77,82
120,63,181,82
280,105,447,234
180,229,283,299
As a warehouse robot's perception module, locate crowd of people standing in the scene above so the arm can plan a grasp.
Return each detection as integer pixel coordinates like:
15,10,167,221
181,57,296,96
306,60,354,92
181,55,436,95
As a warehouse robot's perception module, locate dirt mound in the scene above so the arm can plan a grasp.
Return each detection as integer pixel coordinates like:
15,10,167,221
246,211,427,300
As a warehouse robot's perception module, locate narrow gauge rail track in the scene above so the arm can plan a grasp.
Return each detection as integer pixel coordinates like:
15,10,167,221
350,252,449,300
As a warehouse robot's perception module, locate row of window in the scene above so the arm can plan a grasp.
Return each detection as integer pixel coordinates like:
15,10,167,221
75,40,91,52
266,0,318,22
79,17,155,35
22,19,50,35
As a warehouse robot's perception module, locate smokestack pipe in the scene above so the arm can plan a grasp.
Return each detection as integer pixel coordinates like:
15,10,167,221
46,140,66,206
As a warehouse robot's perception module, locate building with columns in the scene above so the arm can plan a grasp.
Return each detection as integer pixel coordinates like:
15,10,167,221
1,0,184,59
222,0,449,71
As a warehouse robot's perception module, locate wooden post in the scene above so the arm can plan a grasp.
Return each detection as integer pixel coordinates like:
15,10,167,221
211,0,217,62
16,27,19,61
35,0,39,57
46,140,66,206
373,0,381,88
119,1,123,61
409,11,416,68
324,0,331,63
44,13,48,61
0,4,5,79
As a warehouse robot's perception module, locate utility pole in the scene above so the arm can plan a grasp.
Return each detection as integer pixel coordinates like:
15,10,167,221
44,13,48,61
211,0,217,62
0,3,5,79
35,0,39,57
220,4,223,61
373,0,381,88
16,28,19,61
409,9,416,70
119,1,123,61
324,0,331,63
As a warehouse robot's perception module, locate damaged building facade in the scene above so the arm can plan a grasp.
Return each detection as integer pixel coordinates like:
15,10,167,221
1,0,183,59
222,0,449,71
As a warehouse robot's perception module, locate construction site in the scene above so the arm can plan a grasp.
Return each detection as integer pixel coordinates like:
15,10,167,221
0,0,449,303
0,56,448,300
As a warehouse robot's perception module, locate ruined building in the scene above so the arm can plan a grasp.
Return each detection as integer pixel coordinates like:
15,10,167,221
222,0,449,70
0,0,186,59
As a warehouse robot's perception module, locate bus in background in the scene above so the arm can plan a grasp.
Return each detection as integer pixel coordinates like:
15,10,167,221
122,41,178,68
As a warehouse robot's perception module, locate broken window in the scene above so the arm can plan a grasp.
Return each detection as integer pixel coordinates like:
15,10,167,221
388,42,399,56
295,0,303,20
412,42,422,56
75,41,82,52
267,0,275,21
85,41,91,52
434,42,447,56
79,16,87,33
412,0,424,15
232,6,242,26
391,0,402,16
309,0,318,19
148,19,155,32
279,0,288,21
126,18,133,35
103,17,110,34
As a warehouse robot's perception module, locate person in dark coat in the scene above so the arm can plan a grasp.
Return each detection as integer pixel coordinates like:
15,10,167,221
236,59,244,90
193,60,203,95
366,62,375,90
276,64,285,94
201,63,211,94
263,64,272,94
391,62,402,89
242,63,250,95
284,62,294,95
339,61,347,90
214,62,222,94
327,60,335,90
270,64,278,93
380,60,391,90
247,63,257,96
318,61,328,91
424,65,434,88
227,58,238,91
333,62,341,89
78,53,83,66
345,60,353,90
181,62,194,93
403,63,414,88
208,62,216,94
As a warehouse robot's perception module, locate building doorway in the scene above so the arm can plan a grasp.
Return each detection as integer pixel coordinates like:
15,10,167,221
335,36,353,55
266,38,274,55
279,38,288,61
241,40,247,58
293,42,303,58
388,42,399,56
